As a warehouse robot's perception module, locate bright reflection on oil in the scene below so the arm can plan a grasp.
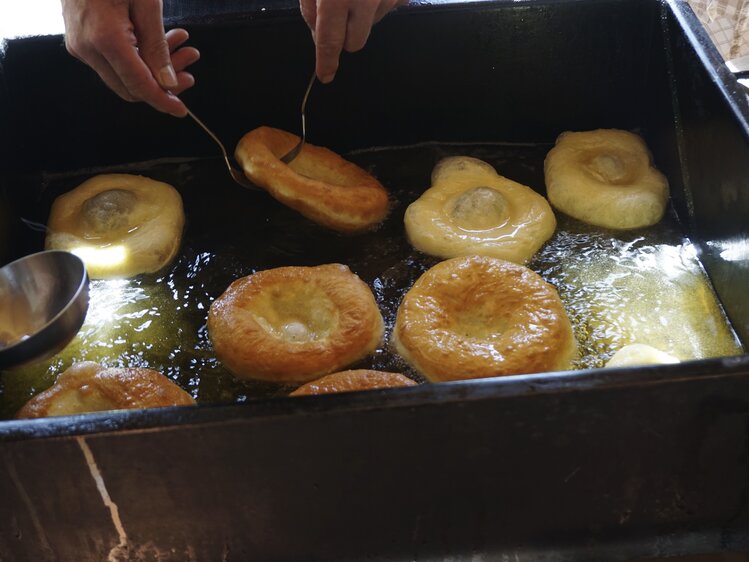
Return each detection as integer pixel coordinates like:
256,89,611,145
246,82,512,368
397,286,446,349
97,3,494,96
706,238,749,263
0,276,190,417
71,245,128,271
80,279,151,343
530,215,744,369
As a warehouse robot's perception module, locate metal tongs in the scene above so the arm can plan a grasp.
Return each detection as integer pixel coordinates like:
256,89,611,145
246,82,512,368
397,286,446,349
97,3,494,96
185,72,316,190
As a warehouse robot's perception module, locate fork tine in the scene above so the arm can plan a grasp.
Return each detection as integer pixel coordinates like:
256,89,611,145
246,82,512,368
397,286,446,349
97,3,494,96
279,72,316,165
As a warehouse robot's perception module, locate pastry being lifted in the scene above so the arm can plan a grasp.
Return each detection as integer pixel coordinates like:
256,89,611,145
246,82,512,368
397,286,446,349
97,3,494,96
404,156,556,264
544,129,669,230
235,126,389,233
45,174,185,278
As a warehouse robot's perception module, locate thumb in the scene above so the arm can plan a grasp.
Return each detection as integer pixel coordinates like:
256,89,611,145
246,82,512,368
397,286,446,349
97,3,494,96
131,0,177,90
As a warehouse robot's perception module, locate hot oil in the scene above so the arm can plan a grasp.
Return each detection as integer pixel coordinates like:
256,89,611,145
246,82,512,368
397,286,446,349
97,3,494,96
0,143,743,418
529,216,743,368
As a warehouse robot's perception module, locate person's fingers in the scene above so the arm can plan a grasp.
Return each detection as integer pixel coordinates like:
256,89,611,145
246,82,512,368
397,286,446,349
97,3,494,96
314,0,350,83
374,0,407,22
344,1,378,53
131,0,177,90
165,28,190,51
169,72,195,96
170,46,200,73
87,2,185,116
299,0,318,33
166,28,199,94
100,36,185,115
61,0,187,115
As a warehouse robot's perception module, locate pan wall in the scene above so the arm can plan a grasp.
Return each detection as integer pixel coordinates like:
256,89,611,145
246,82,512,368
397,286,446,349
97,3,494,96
3,363,749,560
0,0,658,172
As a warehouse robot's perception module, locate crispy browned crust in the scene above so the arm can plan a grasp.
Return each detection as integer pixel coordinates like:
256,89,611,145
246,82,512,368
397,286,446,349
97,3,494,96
16,361,195,419
208,264,384,383
235,126,389,233
393,256,578,382
290,369,416,396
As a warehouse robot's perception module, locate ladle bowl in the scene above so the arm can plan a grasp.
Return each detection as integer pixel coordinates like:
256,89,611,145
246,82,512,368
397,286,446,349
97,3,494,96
0,250,89,370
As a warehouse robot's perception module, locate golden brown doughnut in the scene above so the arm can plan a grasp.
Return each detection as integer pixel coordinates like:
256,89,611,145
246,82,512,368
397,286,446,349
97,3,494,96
393,255,577,382
16,361,195,419
404,156,556,264
289,369,416,396
208,264,384,383
544,129,669,229
235,126,389,233
45,174,185,278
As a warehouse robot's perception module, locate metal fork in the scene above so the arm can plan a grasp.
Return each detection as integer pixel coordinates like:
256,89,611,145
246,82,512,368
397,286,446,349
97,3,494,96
185,107,258,190
279,72,316,164
185,72,316,189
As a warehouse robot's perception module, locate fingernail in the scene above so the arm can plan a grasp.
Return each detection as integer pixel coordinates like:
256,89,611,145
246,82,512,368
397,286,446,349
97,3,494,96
159,65,178,89
320,72,335,84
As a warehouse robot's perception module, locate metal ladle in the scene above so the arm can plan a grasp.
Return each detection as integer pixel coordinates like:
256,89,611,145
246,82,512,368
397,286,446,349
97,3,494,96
185,72,316,189
0,250,89,370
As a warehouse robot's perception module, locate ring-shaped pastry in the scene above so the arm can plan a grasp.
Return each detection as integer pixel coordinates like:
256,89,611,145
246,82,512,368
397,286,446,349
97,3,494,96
404,156,556,264
289,369,416,396
544,129,669,229
208,264,384,383
393,255,577,382
45,174,185,278
235,126,389,233
16,361,195,418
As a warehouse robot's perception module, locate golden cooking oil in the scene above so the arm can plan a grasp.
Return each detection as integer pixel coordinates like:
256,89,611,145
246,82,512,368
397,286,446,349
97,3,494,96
0,142,743,418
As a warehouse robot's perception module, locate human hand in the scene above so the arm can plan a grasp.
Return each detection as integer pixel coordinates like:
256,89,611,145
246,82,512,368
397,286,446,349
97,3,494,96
299,0,408,83
61,0,200,117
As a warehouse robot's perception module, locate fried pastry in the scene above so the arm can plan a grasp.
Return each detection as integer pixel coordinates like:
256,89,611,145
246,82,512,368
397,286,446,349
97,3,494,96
45,174,185,278
393,255,577,382
16,361,195,418
208,264,384,383
235,126,389,233
290,369,416,396
544,129,669,229
404,156,556,264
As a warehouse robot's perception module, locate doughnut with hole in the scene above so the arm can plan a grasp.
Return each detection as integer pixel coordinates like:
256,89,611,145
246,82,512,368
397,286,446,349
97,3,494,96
393,255,577,381
208,264,384,383
16,361,195,418
544,129,669,229
404,156,556,264
45,174,185,278
235,126,389,233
